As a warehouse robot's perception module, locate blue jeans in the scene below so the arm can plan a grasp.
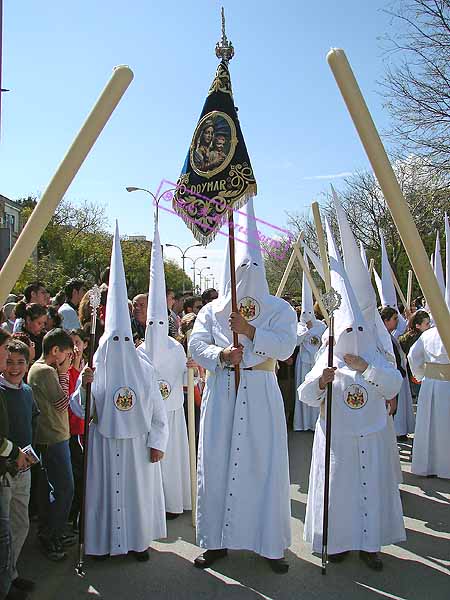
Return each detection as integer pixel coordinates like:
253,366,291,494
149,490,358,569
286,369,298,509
0,478,13,600
38,440,74,540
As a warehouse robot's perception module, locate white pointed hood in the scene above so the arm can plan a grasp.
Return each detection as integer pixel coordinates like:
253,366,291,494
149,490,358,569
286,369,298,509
142,221,169,366
215,199,271,332
331,187,393,358
300,251,314,324
138,220,187,412
445,213,450,309
433,230,445,297
325,218,376,363
92,221,151,438
380,232,397,308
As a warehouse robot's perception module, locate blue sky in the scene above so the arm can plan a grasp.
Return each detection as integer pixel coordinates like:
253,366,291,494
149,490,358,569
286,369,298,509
0,0,400,288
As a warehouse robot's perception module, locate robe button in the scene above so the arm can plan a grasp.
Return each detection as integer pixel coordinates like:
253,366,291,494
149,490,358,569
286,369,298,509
230,493,232,496
362,466,365,469
364,529,367,533
362,451,365,454
116,490,119,493
234,463,237,466
364,497,367,500
243,386,247,390
365,513,368,516
117,453,120,457
363,482,366,486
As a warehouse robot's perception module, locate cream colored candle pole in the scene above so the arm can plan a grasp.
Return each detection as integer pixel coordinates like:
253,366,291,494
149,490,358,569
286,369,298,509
292,245,329,324
369,258,375,277
312,202,331,292
186,330,197,528
407,270,413,309
327,48,450,355
0,65,134,306
276,234,303,297
390,267,408,309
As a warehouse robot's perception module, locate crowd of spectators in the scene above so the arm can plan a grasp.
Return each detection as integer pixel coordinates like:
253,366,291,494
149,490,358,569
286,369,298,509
0,277,219,599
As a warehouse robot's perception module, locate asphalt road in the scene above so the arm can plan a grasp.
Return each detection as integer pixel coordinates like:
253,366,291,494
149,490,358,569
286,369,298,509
20,432,450,600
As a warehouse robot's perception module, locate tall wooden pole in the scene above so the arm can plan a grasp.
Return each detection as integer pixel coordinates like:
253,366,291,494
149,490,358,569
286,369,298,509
407,270,413,310
276,234,304,298
312,202,331,292
228,210,240,391
76,286,101,577
0,65,133,306
186,330,197,528
292,245,329,324
327,48,450,356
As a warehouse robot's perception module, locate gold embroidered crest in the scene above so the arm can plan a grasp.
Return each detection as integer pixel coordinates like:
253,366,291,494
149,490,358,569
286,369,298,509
310,335,320,346
238,296,260,322
114,387,136,411
159,380,171,400
344,384,368,410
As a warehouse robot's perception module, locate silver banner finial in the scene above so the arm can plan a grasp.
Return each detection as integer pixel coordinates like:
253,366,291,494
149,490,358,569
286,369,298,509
215,7,234,63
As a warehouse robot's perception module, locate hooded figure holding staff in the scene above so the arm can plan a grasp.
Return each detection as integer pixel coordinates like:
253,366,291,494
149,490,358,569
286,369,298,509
189,199,297,573
71,222,168,561
298,219,405,571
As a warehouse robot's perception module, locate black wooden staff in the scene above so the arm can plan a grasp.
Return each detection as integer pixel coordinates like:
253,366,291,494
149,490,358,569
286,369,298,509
321,289,341,575
76,285,101,577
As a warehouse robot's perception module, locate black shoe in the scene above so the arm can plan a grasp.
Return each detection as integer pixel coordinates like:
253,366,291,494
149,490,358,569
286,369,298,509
58,533,77,547
12,578,35,592
130,549,150,562
328,551,350,563
39,537,66,562
397,435,409,442
265,557,289,574
194,549,228,569
6,587,30,600
166,512,181,520
359,551,383,571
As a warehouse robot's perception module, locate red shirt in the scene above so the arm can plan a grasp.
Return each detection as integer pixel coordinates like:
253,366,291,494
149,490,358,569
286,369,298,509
68,366,85,436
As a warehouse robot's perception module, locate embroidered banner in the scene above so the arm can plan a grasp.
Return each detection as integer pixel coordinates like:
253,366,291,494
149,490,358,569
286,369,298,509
172,61,257,244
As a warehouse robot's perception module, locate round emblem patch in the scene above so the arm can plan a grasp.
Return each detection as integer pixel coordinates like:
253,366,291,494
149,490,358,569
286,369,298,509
114,387,136,411
310,335,320,346
238,296,260,322
159,380,171,400
344,384,368,410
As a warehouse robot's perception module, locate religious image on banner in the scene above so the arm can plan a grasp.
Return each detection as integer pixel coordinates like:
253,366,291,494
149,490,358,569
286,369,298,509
173,61,257,244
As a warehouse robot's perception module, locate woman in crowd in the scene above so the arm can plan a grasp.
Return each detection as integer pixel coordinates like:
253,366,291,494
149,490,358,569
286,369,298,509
13,303,47,361
1,303,16,333
380,307,416,440
399,310,431,401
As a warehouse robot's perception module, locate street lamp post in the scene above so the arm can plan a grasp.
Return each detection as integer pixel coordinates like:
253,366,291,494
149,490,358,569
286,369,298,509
165,243,203,293
125,185,202,294
186,255,207,294
198,266,211,293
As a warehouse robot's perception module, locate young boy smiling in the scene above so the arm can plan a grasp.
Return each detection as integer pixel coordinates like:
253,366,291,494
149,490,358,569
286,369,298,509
0,340,39,594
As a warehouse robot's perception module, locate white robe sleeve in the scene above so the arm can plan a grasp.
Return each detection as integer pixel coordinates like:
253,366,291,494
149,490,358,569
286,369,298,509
69,378,88,419
189,306,223,372
297,358,327,407
252,303,297,361
394,314,407,338
408,336,426,382
147,368,169,453
361,359,403,399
